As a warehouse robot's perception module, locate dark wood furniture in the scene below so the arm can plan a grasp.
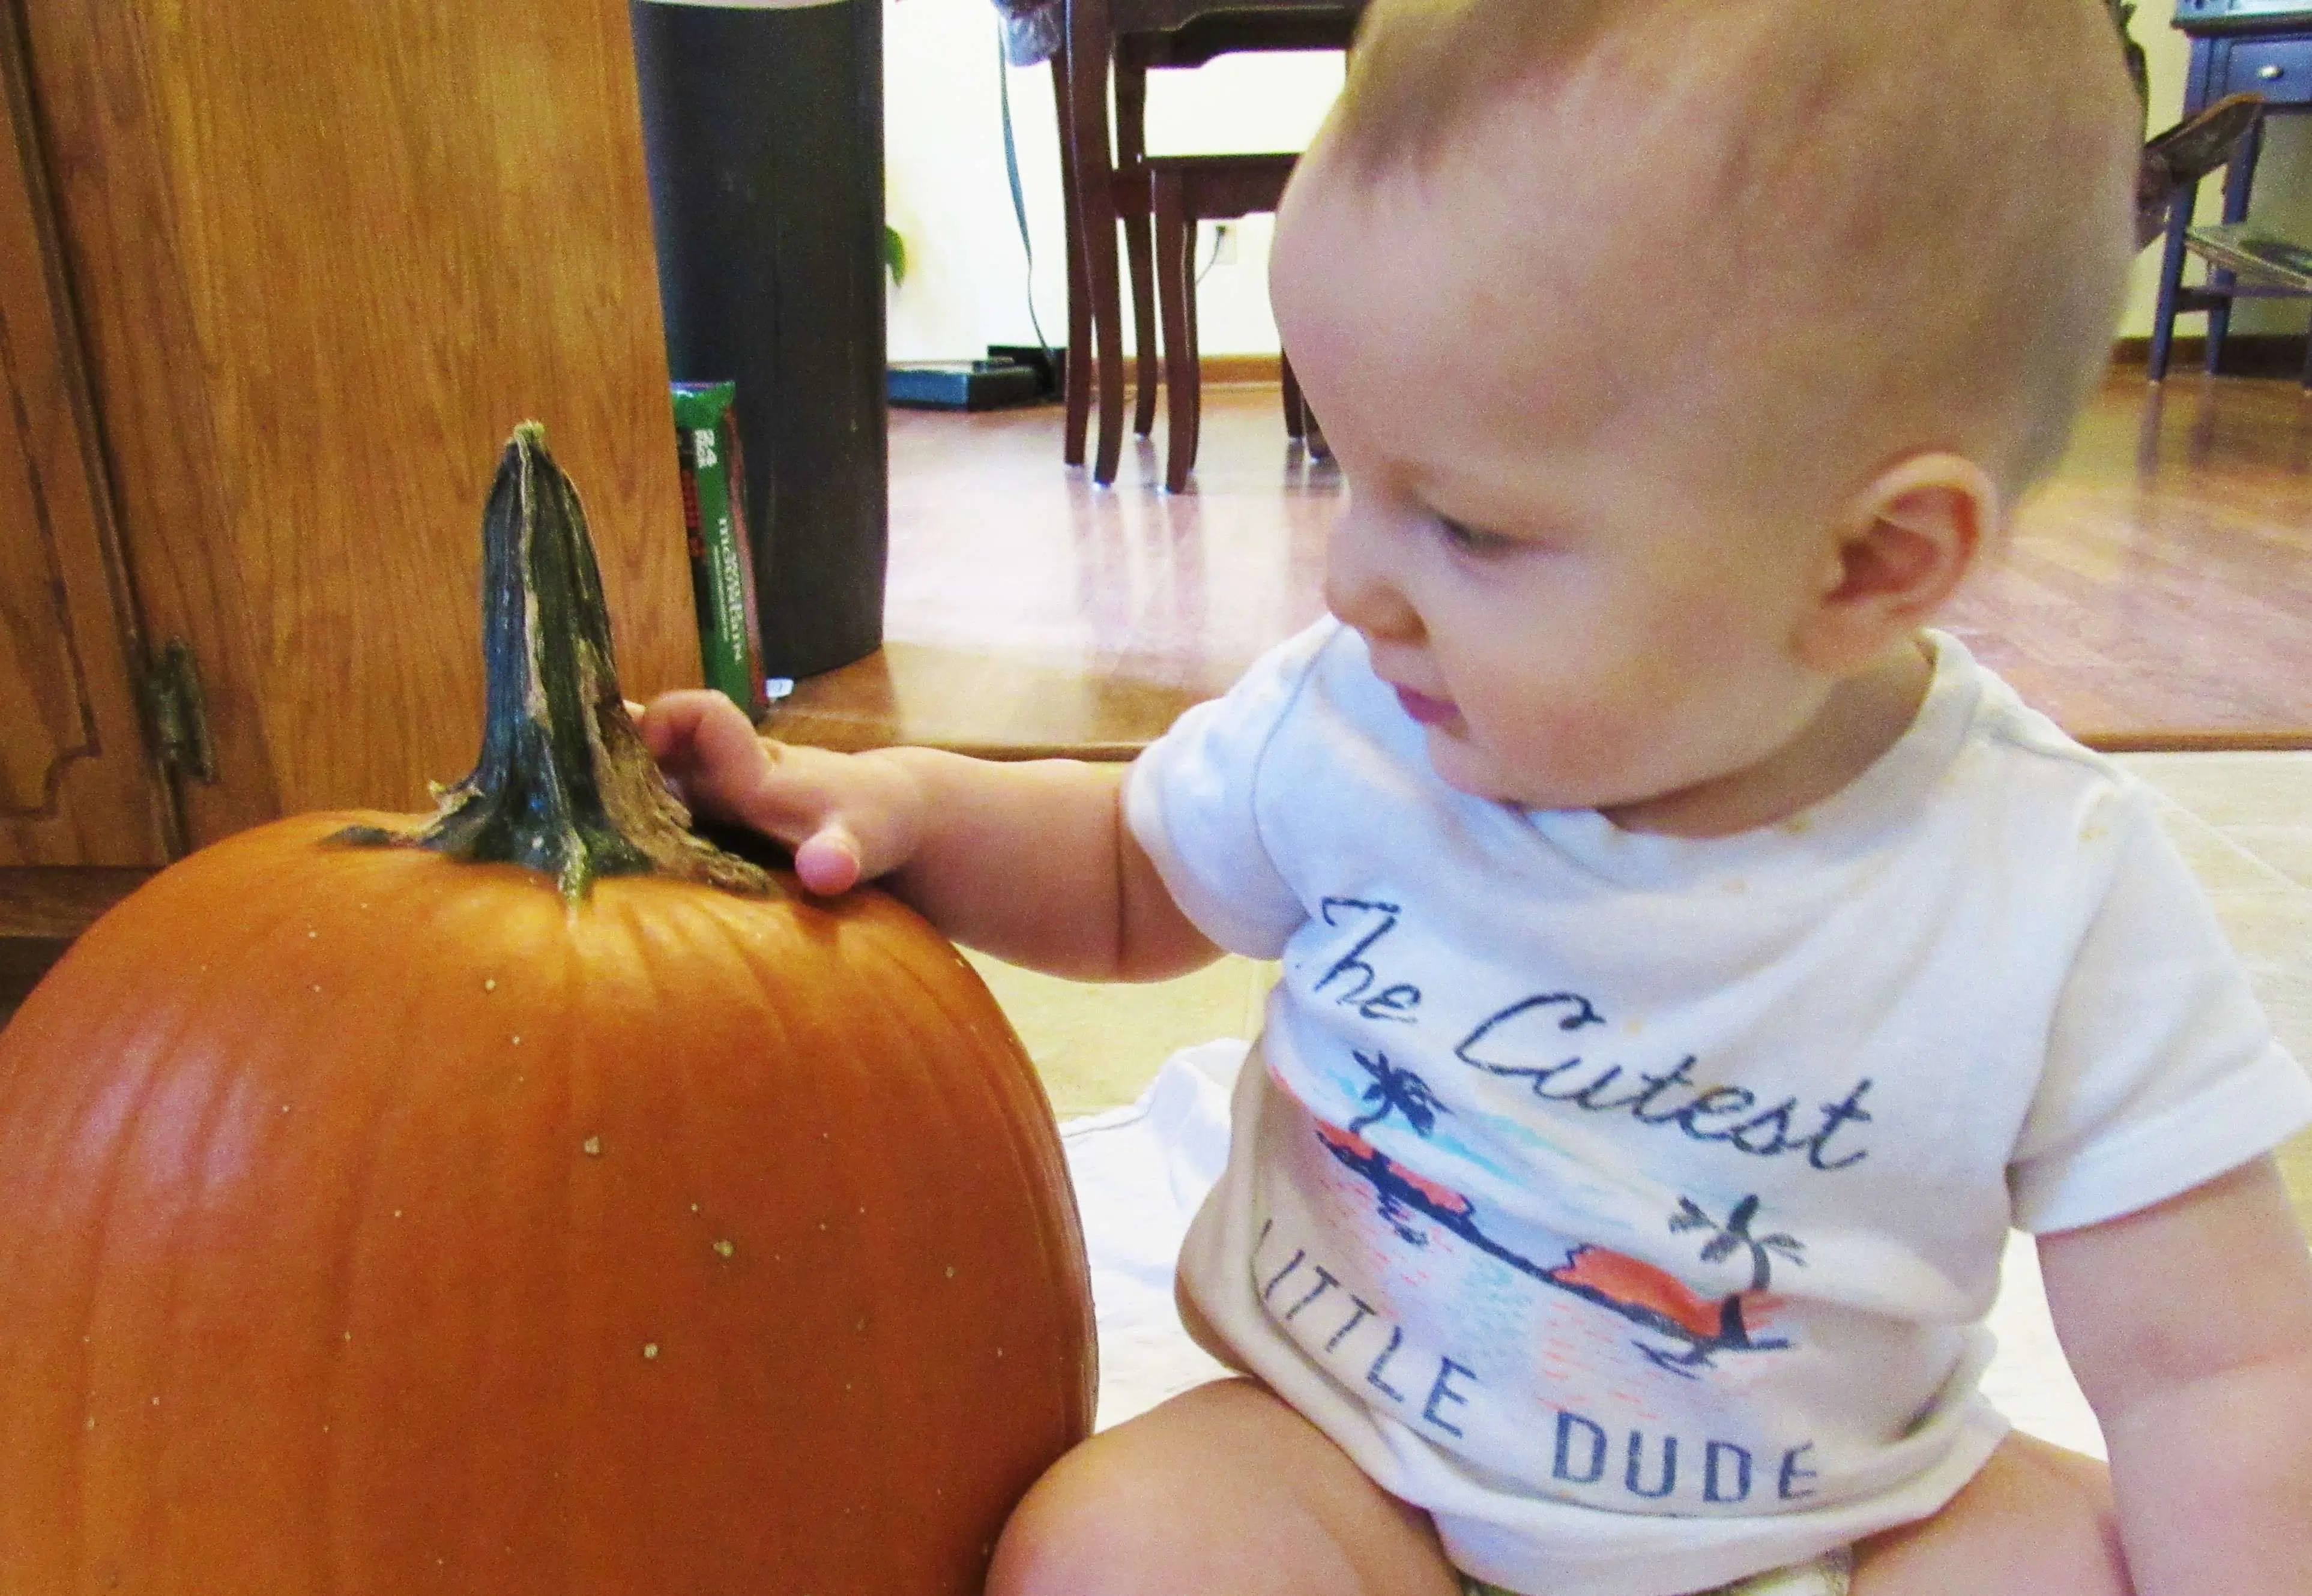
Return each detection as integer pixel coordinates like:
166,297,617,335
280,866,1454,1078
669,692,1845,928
1151,152,1302,490
2151,9,2312,381
1060,0,1360,484
0,0,695,977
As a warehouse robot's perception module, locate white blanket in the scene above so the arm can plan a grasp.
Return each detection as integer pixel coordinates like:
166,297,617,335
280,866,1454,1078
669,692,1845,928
1062,1040,2105,1459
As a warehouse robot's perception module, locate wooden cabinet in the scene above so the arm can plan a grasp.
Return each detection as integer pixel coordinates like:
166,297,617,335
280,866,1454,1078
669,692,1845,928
0,8,174,875
0,0,696,945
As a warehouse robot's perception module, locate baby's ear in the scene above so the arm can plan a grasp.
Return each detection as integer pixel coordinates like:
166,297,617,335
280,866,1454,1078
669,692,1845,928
1799,452,1998,672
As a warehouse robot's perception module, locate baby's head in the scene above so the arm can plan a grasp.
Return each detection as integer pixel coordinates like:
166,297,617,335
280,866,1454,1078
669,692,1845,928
1273,0,2139,830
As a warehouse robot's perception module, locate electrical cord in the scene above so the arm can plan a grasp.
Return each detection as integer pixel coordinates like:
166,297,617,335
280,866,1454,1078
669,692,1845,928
996,27,1059,380
993,28,1222,382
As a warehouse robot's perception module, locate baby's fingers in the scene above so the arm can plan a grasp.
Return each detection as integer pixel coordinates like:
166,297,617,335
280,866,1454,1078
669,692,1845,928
638,693,919,893
739,744,922,885
639,690,776,822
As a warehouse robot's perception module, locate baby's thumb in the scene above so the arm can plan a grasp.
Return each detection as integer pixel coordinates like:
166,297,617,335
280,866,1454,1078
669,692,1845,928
791,824,867,896
755,746,926,896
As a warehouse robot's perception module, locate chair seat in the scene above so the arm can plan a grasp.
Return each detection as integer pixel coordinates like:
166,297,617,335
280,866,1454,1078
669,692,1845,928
1120,10,1356,70
1142,152,1299,218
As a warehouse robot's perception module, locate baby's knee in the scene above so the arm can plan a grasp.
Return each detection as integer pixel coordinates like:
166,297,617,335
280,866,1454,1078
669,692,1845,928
985,1434,1201,1596
1853,1434,2125,1594
988,1379,1460,1596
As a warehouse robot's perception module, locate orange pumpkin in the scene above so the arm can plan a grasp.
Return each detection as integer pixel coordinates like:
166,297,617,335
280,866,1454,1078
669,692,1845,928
0,427,1094,1594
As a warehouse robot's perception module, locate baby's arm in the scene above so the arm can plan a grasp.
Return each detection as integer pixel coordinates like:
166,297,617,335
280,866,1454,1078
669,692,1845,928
641,690,1218,982
2041,1154,2312,1592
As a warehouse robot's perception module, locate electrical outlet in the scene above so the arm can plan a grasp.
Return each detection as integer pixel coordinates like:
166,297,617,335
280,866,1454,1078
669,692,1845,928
1212,222,1239,266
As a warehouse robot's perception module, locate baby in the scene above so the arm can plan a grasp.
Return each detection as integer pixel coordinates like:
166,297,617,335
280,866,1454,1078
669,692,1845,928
645,1,2312,1592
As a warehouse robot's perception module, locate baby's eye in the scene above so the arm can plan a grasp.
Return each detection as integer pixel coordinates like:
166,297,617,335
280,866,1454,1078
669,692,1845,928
1435,516,1518,557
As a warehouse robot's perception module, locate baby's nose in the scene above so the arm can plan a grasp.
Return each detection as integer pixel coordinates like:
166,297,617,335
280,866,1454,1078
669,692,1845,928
1322,516,1424,645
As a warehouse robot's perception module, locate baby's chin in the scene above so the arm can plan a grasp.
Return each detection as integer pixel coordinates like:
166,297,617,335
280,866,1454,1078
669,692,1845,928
1419,729,1687,819
1419,734,1585,813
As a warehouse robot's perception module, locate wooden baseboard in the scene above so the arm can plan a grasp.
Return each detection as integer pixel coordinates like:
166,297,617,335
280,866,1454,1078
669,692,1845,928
0,936,70,1024
0,866,152,940
2079,728,2312,753
1200,354,1284,385
2111,333,2310,378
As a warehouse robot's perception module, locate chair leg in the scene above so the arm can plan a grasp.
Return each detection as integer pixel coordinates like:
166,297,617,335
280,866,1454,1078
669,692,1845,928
1117,62,1160,441
1124,202,1161,441
2209,118,2263,378
1156,174,1196,493
1281,350,1306,441
1091,209,1127,484
1182,221,1204,476
2207,282,2236,378
1053,54,1093,465
2149,191,2191,382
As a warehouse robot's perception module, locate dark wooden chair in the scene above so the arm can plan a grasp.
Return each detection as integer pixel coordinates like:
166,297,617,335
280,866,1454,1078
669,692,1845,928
1150,152,1305,491
1059,0,1362,485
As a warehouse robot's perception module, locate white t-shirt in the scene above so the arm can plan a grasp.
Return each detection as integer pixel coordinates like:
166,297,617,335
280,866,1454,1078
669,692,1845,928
1124,620,2312,1596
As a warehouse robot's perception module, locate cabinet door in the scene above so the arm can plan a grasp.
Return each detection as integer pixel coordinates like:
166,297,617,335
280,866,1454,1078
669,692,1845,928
21,0,696,843
0,10,175,869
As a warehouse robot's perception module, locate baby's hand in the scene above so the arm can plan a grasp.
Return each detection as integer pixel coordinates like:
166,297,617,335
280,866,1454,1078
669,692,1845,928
638,690,925,897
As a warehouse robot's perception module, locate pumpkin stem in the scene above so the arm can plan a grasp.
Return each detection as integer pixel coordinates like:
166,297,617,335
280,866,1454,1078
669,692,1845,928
337,423,772,902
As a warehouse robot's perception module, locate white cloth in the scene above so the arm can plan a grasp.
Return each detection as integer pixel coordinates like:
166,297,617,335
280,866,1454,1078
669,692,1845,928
1118,619,2312,1596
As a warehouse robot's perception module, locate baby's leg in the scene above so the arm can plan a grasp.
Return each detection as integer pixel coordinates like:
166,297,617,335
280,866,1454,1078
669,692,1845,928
988,1377,1465,1596
1852,1433,2129,1595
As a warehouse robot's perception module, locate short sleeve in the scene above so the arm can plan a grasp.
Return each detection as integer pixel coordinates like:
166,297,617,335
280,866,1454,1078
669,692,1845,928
1123,622,1337,959
2009,790,2312,1233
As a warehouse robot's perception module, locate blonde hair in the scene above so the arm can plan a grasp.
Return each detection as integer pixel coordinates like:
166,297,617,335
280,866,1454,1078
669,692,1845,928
1320,0,2140,496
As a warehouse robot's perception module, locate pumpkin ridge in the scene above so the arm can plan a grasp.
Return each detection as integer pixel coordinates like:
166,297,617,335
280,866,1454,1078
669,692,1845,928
316,869,484,1580
44,872,325,1415
560,878,691,1566
99,944,291,1574
7,950,175,1567
863,933,1099,1432
546,890,587,1580
130,861,435,1579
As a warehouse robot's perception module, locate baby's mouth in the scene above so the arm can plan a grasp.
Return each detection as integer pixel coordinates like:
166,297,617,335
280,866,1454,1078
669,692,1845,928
1393,685,1459,727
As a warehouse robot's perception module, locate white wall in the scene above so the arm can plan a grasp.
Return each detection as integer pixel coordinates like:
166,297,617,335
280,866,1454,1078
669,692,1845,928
883,0,1339,360
885,0,2304,359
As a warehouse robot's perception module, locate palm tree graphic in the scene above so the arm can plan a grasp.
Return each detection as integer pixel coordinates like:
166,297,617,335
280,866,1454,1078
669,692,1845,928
1670,1194,1805,1291
1348,1050,1449,1138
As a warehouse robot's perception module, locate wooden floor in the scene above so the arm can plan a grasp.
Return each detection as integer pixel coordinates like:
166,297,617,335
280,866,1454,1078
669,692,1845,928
1949,369,2312,750
774,367,2312,757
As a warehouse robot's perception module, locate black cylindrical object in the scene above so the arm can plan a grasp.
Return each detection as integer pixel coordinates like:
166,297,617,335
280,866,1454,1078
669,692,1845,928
630,0,887,683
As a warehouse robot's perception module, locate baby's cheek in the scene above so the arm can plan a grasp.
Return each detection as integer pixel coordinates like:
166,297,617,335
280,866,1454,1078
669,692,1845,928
1524,709,1646,786
1446,705,1637,807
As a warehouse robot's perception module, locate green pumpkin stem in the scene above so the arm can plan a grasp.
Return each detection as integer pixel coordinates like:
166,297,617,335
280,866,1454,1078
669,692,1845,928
337,423,771,902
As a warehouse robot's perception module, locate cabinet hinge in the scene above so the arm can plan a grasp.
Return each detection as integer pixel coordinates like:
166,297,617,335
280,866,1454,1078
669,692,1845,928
140,639,217,784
